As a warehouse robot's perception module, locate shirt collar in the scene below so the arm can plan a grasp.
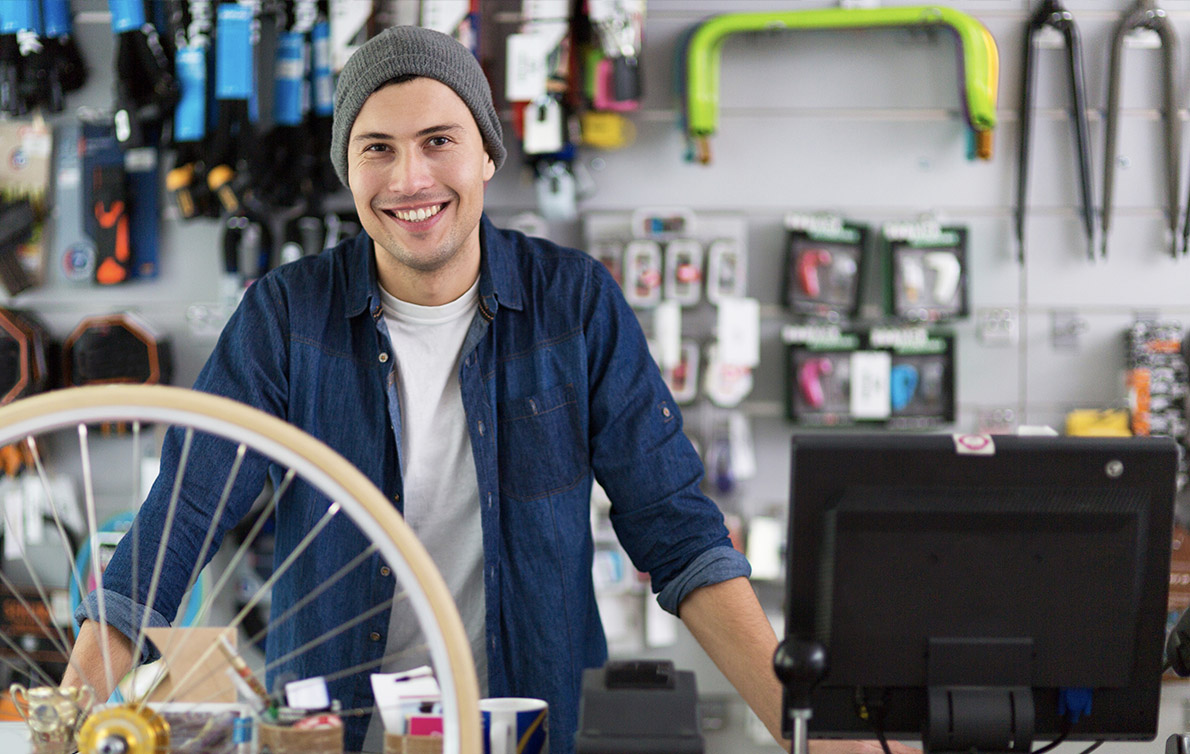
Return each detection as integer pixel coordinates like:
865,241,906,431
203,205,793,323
345,213,525,319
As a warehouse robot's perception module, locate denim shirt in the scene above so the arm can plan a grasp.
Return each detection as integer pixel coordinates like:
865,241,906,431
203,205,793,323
83,216,750,753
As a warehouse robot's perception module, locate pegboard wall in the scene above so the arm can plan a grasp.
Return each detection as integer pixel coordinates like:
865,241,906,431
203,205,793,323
4,2,1190,741
4,0,1190,517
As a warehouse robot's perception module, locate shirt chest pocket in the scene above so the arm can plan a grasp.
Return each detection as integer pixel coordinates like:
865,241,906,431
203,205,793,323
497,383,587,501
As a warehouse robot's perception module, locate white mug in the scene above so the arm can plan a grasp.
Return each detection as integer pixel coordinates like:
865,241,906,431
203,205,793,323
480,697,548,754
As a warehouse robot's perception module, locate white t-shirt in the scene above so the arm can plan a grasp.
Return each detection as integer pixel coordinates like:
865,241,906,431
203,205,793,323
363,278,486,751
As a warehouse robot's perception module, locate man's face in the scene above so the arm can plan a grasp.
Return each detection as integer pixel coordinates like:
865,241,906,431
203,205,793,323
347,77,496,295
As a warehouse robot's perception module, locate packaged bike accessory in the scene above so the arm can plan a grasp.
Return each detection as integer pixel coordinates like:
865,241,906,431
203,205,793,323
783,324,863,426
882,219,968,322
63,312,172,387
662,340,699,404
663,238,703,306
0,307,51,404
706,238,746,304
784,213,867,320
702,342,752,408
868,327,955,430
622,239,662,308
590,241,623,285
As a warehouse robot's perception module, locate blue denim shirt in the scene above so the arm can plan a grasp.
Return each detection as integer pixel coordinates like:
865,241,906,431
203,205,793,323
83,216,750,753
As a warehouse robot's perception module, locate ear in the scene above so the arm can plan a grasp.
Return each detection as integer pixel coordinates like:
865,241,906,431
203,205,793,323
482,153,496,182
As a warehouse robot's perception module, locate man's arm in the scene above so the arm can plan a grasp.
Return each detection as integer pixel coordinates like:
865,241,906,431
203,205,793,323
679,577,918,754
679,576,789,747
60,619,133,700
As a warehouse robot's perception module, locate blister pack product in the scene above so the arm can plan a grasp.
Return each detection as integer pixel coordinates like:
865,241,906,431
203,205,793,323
784,213,867,320
622,239,662,307
661,339,700,404
706,238,746,304
663,239,704,306
882,220,968,322
869,327,956,429
783,325,864,426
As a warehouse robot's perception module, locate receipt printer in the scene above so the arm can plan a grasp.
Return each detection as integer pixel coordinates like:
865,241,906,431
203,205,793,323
573,659,704,753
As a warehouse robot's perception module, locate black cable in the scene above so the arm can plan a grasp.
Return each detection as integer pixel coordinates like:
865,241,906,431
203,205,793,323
1031,717,1072,754
873,726,893,754
854,688,894,754
1076,741,1103,754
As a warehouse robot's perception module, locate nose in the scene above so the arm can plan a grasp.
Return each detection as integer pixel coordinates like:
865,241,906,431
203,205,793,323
386,149,435,195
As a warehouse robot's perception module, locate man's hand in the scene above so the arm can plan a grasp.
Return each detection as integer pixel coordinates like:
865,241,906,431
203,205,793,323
60,619,134,700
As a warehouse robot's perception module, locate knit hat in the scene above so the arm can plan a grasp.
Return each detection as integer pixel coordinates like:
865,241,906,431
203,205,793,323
331,26,506,188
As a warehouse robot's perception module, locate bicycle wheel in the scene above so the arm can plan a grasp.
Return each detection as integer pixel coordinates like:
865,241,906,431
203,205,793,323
0,384,480,754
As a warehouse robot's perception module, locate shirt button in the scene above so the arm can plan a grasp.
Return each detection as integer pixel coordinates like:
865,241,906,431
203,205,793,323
487,492,493,509
477,420,485,436
394,492,400,502
662,406,671,418
379,352,389,363
380,566,391,577
370,632,381,642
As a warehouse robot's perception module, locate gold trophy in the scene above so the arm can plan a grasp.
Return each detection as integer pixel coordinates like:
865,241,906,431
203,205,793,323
9,683,94,754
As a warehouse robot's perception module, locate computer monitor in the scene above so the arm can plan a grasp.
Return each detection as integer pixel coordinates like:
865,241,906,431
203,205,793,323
780,432,1178,753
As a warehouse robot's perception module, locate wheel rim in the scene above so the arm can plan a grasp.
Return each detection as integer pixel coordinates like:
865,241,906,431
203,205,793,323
0,385,481,754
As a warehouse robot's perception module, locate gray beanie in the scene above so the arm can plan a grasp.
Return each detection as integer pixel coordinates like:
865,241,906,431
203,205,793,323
331,26,506,187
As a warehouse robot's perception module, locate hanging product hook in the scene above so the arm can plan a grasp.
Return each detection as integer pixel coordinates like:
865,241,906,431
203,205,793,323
1016,0,1095,263
1102,0,1180,259
682,6,999,165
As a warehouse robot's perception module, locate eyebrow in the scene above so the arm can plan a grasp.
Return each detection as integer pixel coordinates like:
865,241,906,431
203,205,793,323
351,123,467,143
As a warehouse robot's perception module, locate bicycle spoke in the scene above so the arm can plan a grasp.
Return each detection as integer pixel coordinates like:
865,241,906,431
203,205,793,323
149,444,247,697
130,428,195,687
0,386,481,754
77,424,114,696
0,566,71,687
23,436,102,696
167,543,387,710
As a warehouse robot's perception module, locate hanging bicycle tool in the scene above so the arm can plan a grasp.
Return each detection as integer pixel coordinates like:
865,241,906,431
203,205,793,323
41,0,88,108
166,0,216,220
506,0,578,220
1015,0,1094,264
264,0,316,212
8,0,57,114
109,0,178,149
206,0,258,217
682,6,998,165
0,0,53,115
1101,0,1179,259
587,0,645,108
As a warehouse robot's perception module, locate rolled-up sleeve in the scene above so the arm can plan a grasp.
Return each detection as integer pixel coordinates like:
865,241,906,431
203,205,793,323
583,260,750,600
75,588,170,663
657,545,752,616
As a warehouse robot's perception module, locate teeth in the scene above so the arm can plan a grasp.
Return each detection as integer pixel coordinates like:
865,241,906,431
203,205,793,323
392,204,442,222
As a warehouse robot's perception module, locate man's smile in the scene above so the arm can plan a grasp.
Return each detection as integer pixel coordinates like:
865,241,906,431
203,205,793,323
385,203,445,223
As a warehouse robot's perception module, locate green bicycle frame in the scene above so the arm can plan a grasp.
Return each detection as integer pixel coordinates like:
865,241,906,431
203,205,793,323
685,6,999,161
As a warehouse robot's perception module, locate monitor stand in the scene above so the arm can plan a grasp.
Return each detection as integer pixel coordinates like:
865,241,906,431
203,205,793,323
774,637,828,754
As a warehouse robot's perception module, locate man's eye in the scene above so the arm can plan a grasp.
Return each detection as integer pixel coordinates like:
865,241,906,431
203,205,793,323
428,136,451,147
364,143,389,153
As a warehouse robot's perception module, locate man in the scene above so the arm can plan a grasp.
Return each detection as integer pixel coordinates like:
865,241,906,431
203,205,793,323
64,26,906,754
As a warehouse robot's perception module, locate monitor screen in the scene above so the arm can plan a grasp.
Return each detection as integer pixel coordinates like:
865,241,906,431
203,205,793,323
782,433,1178,751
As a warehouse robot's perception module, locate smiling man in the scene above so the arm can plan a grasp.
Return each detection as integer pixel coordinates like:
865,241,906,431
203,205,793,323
63,25,914,754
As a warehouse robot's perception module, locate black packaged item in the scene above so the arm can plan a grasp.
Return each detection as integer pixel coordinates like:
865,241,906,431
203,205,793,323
574,660,703,754
0,307,52,404
63,312,172,387
869,327,956,430
783,213,867,321
883,221,969,322
783,325,864,426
